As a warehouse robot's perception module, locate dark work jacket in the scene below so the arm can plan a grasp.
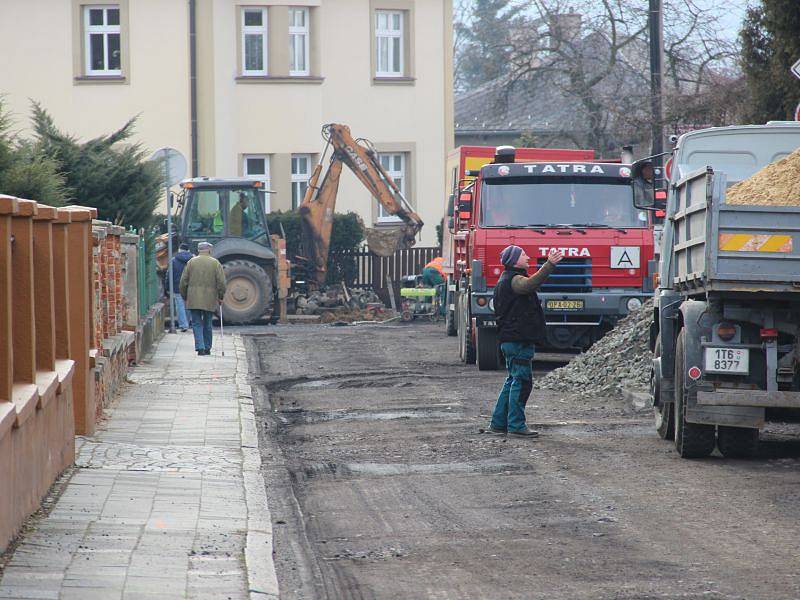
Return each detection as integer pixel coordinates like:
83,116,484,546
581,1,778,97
171,251,194,292
493,266,546,344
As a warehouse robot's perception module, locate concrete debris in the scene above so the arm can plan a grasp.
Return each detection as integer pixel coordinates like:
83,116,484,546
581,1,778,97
295,286,384,316
535,299,654,399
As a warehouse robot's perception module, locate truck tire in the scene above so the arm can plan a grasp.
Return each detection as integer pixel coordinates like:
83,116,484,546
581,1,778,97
717,426,759,459
476,327,500,371
458,292,476,364
445,284,457,337
222,260,272,324
673,330,716,458
653,334,675,440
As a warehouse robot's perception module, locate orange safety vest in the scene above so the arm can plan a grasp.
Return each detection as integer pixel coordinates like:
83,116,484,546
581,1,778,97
424,256,445,276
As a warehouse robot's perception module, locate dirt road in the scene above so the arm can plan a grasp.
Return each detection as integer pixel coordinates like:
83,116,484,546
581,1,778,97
245,322,800,600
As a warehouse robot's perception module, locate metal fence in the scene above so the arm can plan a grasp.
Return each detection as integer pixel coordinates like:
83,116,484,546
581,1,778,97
137,233,161,317
330,246,440,306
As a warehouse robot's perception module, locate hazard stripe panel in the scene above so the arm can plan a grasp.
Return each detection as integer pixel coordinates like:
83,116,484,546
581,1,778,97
718,233,793,253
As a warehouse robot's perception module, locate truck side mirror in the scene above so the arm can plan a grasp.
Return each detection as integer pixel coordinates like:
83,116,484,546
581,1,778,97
458,191,473,220
631,160,656,210
447,194,455,217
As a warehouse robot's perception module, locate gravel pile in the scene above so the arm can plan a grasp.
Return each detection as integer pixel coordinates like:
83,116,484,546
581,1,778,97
726,146,800,206
535,299,654,399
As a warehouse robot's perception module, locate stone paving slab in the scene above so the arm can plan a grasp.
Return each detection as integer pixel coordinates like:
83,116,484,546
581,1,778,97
0,332,278,599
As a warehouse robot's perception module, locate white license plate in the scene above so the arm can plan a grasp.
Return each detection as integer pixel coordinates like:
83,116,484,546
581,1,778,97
704,347,749,374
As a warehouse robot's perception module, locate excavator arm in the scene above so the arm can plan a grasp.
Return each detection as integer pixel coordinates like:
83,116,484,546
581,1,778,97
299,123,424,287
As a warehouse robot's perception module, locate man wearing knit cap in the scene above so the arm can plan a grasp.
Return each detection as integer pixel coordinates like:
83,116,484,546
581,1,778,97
179,242,227,356
487,245,563,437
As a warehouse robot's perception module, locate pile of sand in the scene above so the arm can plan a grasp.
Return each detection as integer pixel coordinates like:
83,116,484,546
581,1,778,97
726,146,800,206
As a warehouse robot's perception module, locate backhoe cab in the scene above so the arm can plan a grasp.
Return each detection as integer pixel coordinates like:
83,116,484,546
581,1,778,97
158,177,278,324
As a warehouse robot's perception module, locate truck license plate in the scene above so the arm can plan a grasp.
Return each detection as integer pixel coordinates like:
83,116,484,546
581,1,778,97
546,299,584,312
704,348,749,374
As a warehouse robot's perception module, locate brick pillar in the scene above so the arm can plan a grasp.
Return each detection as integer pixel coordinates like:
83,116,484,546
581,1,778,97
10,200,38,386
52,210,73,360
65,208,96,435
33,205,58,373
0,196,18,402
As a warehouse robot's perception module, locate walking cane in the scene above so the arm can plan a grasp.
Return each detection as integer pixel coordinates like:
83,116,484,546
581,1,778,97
219,302,225,357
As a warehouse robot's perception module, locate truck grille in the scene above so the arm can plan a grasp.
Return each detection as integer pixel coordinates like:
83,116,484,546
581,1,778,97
536,258,592,293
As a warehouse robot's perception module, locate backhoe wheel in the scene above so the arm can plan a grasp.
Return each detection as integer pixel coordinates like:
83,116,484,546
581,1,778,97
445,285,457,337
476,327,500,371
717,426,759,459
458,293,476,364
673,330,716,458
653,334,675,440
222,260,272,324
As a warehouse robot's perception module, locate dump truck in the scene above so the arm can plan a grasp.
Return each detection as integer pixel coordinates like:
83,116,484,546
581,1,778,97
448,145,656,370
637,123,800,458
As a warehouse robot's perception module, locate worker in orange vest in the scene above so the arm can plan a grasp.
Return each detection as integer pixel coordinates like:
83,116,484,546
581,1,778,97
421,256,446,314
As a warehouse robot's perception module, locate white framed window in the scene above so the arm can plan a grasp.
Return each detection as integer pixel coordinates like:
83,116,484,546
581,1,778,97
242,7,268,76
375,10,403,77
291,154,311,209
289,7,310,76
377,153,405,222
243,154,271,212
84,5,121,76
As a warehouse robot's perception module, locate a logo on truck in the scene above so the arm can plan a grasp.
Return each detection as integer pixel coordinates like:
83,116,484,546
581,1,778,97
525,164,606,174
539,247,591,257
610,246,641,269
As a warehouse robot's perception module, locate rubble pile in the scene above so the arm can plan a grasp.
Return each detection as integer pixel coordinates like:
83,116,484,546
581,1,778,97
295,286,383,315
535,299,654,399
726,146,800,206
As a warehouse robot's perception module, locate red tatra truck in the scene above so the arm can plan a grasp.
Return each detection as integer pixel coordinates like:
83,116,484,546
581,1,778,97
442,145,656,370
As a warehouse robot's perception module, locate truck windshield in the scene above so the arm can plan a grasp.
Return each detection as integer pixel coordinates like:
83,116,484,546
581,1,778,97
480,177,644,228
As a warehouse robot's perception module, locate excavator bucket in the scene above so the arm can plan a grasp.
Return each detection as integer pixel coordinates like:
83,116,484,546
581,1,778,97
365,225,417,257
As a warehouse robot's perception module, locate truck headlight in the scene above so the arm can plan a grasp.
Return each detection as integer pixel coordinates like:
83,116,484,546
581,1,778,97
626,297,642,312
489,298,494,312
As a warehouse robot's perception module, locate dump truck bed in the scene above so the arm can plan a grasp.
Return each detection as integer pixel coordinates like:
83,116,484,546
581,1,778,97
672,167,800,295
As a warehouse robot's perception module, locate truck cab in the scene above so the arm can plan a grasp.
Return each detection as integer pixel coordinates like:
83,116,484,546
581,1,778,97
450,146,655,369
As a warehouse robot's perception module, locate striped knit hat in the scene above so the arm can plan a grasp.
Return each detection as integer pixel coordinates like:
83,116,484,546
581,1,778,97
500,245,523,267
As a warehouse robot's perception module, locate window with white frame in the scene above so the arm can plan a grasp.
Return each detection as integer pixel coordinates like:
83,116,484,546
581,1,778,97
84,5,121,76
375,10,403,77
291,154,311,209
289,7,310,76
242,8,268,75
377,153,406,221
243,155,271,212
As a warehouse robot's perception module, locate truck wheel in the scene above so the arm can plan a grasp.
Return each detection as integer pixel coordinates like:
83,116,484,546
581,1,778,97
458,293,476,364
476,327,500,371
445,285,457,337
717,426,759,459
673,330,716,458
653,334,675,440
222,260,272,324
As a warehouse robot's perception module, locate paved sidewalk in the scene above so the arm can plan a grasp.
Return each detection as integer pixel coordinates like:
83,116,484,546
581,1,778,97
0,332,278,600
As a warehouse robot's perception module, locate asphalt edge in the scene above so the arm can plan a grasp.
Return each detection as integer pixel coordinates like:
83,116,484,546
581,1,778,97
234,334,281,599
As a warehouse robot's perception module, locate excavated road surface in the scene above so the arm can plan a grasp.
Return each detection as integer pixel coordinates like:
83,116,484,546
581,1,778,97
245,322,800,600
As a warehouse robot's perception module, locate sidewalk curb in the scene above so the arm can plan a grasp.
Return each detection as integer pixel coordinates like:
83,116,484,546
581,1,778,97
234,334,280,599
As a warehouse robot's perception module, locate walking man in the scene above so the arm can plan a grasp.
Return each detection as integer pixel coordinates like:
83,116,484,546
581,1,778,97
171,243,194,331
179,242,227,356
488,245,563,437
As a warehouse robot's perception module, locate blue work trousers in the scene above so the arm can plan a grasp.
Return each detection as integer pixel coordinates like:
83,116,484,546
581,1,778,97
190,309,214,352
174,294,190,329
490,342,535,432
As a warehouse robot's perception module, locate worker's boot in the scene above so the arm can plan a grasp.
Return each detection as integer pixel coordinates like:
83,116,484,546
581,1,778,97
508,427,539,438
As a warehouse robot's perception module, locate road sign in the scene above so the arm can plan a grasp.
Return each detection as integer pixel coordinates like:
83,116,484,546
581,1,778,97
148,147,187,186
792,58,800,81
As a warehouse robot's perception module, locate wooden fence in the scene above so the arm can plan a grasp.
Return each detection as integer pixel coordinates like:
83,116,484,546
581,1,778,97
330,246,440,307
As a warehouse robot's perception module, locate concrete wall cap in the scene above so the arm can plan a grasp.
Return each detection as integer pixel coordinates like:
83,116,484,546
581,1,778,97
120,233,140,243
63,207,93,222
0,195,19,215
33,205,59,220
64,205,98,219
54,209,74,224
14,199,38,217
110,225,126,235
92,219,113,228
